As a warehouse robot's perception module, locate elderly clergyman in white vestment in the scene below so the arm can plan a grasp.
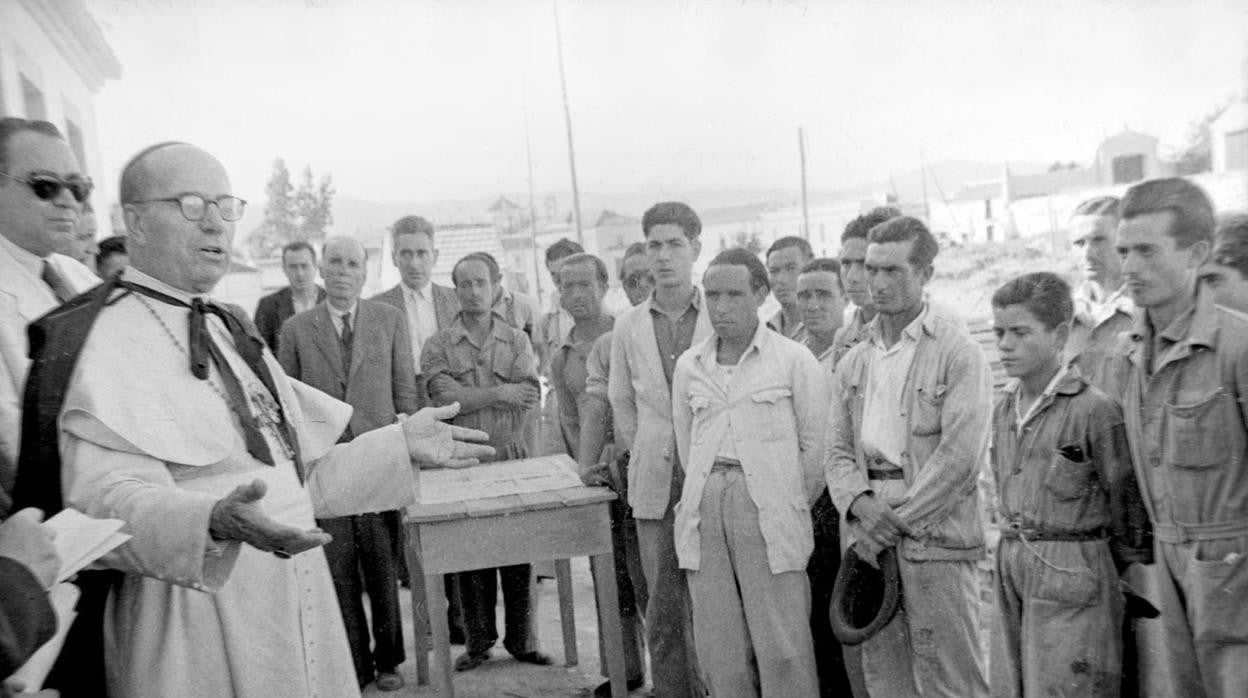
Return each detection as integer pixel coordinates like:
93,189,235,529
20,142,495,697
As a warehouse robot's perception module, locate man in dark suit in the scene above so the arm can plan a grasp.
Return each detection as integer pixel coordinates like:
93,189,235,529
278,236,418,692
254,240,325,352
371,215,459,404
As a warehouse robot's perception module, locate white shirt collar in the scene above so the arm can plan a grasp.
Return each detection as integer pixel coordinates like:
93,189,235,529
404,281,432,301
327,300,358,322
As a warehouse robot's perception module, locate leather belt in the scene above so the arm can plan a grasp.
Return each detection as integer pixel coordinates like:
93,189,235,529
866,455,904,481
1153,518,1248,544
1000,521,1108,542
711,458,742,471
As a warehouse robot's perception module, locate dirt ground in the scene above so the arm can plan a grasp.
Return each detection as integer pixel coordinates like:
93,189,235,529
362,558,636,698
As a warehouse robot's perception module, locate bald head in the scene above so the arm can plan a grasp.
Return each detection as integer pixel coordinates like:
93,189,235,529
120,143,236,294
320,235,367,308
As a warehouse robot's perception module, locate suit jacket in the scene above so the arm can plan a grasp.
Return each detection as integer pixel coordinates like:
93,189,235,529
371,282,459,405
0,240,95,511
277,299,419,441
254,286,326,352
608,290,713,520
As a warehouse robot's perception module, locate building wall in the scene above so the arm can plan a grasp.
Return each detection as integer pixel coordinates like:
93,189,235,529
1212,101,1248,172
0,2,114,217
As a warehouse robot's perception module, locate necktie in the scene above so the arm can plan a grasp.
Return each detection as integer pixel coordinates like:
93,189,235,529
42,260,74,303
340,311,354,375
120,282,304,479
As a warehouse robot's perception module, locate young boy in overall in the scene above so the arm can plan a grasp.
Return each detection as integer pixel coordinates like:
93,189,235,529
988,272,1151,697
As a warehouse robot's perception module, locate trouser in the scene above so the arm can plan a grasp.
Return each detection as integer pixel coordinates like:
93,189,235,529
859,556,987,698
991,537,1123,697
636,500,705,698
457,564,538,656
318,511,406,683
686,466,818,698
807,488,853,697
1131,534,1248,698
592,493,647,681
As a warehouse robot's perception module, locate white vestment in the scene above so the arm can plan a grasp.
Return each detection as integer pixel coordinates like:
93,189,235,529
60,269,417,698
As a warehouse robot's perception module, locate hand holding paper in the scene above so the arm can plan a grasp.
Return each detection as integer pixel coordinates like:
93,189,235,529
0,508,59,589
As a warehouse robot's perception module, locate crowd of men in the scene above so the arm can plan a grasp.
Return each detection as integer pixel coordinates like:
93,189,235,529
1,112,1247,698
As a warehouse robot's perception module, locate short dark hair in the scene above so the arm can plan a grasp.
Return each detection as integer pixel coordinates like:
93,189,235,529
992,272,1073,330
95,235,127,265
391,215,435,242
1072,195,1120,220
281,240,316,263
642,202,701,240
545,238,584,264
1213,213,1248,280
800,257,844,291
868,216,940,269
705,248,770,293
453,251,501,285
1120,177,1216,250
0,117,65,176
842,206,902,243
118,141,191,203
623,241,647,261
766,236,813,261
556,252,609,287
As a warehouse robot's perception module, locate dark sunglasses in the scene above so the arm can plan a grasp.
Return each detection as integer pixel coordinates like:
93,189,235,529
623,271,655,290
0,172,94,203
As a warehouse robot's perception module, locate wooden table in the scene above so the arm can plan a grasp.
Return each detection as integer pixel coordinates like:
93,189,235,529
404,482,628,697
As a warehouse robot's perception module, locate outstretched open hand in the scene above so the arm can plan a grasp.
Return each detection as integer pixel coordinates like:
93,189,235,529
403,402,496,469
209,480,332,557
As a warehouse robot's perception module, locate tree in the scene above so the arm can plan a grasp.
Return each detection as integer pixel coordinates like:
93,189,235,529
1171,101,1231,175
247,158,296,258
294,166,335,243
723,229,764,255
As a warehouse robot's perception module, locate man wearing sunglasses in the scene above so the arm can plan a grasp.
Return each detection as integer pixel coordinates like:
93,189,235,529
11,141,495,697
0,117,99,514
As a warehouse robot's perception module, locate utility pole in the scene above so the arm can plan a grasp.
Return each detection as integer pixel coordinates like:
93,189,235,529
553,0,584,246
920,149,931,224
798,126,810,241
522,77,544,304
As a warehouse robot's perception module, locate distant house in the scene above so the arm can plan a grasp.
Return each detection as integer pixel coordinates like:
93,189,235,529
1211,99,1248,172
1095,130,1172,185
0,1,122,210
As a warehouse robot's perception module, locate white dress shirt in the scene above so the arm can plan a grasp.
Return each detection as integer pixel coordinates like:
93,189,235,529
403,283,438,372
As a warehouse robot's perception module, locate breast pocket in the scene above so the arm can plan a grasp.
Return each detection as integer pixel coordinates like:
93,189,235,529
1044,449,1096,501
1164,387,1230,469
749,387,793,441
911,384,946,436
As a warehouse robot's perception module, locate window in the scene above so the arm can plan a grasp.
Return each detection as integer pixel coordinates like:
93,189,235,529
65,119,86,171
20,74,45,120
1112,154,1145,184
1226,129,1248,171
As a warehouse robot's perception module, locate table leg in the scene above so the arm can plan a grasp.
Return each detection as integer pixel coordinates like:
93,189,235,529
404,528,430,685
589,552,627,697
555,558,578,666
425,571,455,697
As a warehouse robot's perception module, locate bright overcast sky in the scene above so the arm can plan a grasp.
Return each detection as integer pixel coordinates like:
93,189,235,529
85,0,1246,208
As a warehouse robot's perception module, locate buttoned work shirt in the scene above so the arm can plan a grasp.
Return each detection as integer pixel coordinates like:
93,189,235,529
421,314,540,460
767,309,807,343
1115,289,1248,539
992,366,1151,564
650,290,701,388
673,323,828,573
1067,282,1134,395
402,283,439,371
861,310,924,467
550,315,614,456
